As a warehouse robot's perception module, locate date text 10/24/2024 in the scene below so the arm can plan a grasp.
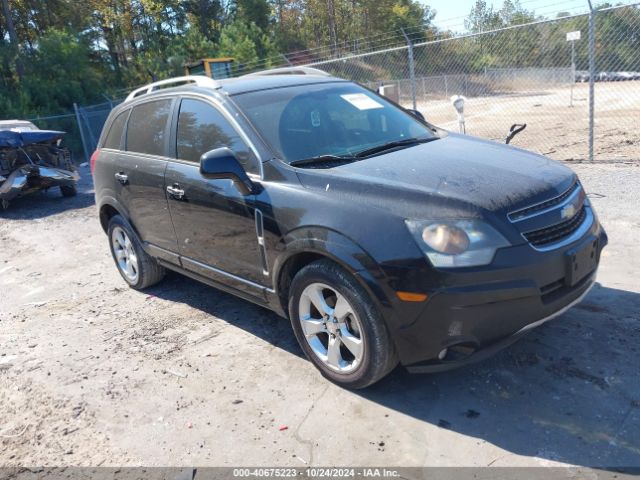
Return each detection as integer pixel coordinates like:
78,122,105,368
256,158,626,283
232,468,401,478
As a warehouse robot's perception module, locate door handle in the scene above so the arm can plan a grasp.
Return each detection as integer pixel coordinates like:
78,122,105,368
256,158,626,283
114,172,128,185
166,184,185,199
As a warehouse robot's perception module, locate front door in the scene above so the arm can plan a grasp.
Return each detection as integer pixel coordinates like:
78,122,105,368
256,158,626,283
164,97,266,293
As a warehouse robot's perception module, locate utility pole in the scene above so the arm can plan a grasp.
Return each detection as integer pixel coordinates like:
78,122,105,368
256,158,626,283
74,103,90,163
326,0,338,54
587,0,596,162
566,30,581,107
401,28,417,110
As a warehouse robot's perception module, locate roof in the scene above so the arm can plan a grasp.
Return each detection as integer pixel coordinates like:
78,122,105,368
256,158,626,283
123,72,347,103
216,74,347,96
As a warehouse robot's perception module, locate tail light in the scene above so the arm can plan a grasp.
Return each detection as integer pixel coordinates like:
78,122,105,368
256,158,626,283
90,149,100,175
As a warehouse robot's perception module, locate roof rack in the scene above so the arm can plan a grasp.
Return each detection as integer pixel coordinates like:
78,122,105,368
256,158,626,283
243,66,332,78
125,76,219,102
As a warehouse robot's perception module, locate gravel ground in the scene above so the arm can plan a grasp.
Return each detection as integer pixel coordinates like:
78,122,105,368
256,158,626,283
0,161,639,469
421,82,640,162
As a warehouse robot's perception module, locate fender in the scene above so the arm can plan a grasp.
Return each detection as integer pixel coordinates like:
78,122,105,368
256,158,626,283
98,193,181,266
271,226,399,326
97,192,131,233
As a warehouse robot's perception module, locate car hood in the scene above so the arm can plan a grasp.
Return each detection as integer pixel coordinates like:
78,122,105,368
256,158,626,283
0,129,65,148
294,133,576,218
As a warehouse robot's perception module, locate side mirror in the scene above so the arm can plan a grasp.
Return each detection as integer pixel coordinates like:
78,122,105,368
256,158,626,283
199,147,254,196
406,109,426,122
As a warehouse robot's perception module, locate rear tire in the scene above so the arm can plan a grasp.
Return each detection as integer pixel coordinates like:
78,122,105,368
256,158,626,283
60,185,77,197
107,215,165,289
288,259,397,389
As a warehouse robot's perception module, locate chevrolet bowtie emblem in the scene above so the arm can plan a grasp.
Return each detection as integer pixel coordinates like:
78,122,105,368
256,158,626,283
561,203,577,220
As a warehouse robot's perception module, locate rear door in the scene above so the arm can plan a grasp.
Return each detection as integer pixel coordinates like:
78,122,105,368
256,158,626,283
117,98,179,256
164,97,266,293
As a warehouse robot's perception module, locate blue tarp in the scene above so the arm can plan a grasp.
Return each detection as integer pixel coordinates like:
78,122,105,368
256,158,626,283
0,129,65,148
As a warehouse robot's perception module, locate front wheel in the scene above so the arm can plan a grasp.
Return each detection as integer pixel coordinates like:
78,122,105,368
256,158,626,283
288,259,397,389
60,184,77,197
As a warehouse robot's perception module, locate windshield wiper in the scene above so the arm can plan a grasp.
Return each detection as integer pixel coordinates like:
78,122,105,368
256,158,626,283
353,137,438,158
289,154,355,168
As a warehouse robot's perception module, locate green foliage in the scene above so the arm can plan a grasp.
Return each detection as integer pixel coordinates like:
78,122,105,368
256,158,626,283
21,30,103,112
218,21,278,68
234,0,271,31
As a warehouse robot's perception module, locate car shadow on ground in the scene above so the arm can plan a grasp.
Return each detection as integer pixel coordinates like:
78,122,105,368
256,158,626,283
0,170,94,220
149,275,640,468
147,272,304,358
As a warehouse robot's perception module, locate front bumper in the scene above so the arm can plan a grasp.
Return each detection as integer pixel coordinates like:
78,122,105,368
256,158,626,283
405,273,595,373
381,221,608,371
0,165,79,202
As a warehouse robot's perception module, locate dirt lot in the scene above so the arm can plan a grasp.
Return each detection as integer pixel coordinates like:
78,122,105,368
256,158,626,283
1,161,639,469
420,82,640,162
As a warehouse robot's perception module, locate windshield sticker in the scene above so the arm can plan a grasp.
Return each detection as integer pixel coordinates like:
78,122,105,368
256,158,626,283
311,110,321,127
341,93,384,110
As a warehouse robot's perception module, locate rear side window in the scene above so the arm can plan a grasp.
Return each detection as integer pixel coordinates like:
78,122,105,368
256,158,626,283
126,99,172,156
176,98,258,175
103,110,128,150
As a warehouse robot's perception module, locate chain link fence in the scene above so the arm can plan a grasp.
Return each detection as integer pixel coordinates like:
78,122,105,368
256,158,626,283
303,3,640,162
73,100,123,161
70,3,639,163
25,101,122,163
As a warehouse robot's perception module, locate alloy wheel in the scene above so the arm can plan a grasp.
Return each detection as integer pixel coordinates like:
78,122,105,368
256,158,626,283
111,226,139,283
298,282,364,373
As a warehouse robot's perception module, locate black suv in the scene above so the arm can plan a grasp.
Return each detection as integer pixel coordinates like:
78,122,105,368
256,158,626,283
93,72,607,388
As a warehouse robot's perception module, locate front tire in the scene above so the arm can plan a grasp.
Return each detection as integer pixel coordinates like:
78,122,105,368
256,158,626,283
288,259,397,389
107,215,165,289
60,184,77,197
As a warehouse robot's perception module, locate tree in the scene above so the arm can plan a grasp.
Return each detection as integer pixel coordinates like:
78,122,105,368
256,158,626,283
465,0,503,33
184,0,224,39
235,0,271,31
218,20,278,70
1,0,23,80
22,29,103,111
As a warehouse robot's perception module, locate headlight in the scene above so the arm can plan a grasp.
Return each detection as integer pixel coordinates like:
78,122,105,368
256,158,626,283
405,219,510,267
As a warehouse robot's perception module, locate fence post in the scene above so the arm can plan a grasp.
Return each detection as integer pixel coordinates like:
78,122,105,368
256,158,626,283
401,28,417,109
73,102,90,163
588,1,596,162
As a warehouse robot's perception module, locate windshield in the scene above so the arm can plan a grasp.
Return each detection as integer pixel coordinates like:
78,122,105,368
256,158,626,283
232,82,437,164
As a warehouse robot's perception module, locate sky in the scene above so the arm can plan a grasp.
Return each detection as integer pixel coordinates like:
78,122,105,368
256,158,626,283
423,0,597,31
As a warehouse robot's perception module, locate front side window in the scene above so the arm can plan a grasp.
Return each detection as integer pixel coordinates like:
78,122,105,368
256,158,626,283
232,82,436,164
176,98,258,175
126,99,172,156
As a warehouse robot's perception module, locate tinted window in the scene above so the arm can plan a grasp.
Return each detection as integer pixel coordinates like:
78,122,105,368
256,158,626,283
176,99,258,175
103,110,128,150
126,99,172,156
233,83,435,163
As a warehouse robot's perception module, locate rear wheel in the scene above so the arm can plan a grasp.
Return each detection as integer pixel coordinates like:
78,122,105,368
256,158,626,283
288,259,397,389
60,185,77,197
107,215,165,289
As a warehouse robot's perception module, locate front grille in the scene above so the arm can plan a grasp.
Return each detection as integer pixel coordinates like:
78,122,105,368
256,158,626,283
523,205,587,247
509,181,580,222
